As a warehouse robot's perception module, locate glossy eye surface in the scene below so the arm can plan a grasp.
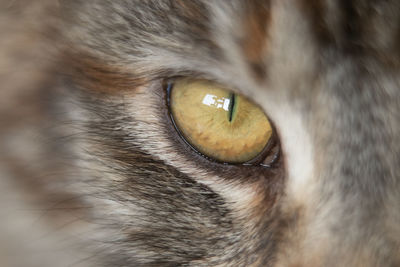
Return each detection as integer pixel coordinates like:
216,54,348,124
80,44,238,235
168,78,273,164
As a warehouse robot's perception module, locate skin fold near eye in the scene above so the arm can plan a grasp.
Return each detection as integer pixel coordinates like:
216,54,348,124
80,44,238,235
169,78,273,164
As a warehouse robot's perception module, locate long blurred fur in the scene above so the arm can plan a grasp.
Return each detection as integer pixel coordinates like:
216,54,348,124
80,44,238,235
1,1,400,266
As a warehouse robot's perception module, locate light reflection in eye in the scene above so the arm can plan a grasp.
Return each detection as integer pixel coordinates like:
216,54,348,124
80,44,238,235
202,94,230,111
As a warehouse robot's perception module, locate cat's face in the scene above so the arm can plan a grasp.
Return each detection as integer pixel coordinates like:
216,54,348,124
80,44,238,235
2,0,400,266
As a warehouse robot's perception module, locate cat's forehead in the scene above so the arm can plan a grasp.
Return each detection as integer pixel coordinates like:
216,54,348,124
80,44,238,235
62,1,312,98
63,0,399,99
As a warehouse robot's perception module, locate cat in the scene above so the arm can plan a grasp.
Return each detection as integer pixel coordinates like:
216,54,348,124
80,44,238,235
1,0,400,266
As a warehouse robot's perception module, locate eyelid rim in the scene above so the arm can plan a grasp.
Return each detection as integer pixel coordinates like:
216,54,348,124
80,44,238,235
165,80,280,168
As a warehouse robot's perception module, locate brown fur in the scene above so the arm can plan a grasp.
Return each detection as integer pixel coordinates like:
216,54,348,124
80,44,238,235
67,53,148,93
241,0,271,80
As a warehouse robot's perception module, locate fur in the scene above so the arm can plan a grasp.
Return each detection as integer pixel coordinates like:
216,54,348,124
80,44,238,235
1,0,399,266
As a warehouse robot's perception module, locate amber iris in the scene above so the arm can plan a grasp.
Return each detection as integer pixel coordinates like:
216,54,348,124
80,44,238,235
169,78,272,163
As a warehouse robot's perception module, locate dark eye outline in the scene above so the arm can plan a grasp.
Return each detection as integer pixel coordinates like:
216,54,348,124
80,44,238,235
165,81,281,168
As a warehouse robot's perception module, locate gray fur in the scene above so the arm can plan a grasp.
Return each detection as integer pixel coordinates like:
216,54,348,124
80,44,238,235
1,0,399,266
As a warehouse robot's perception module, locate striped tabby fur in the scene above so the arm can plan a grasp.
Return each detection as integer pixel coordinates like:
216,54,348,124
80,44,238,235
1,0,399,266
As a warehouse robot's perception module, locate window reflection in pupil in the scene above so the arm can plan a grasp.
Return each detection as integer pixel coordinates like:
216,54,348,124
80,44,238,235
201,93,237,122
202,94,230,111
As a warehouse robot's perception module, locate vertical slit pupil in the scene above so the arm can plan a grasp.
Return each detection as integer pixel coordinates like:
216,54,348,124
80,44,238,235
228,93,236,122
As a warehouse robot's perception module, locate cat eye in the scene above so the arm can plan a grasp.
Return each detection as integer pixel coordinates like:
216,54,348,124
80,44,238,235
167,78,279,166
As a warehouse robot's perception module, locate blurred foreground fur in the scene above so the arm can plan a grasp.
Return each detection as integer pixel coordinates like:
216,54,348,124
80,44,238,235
0,1,78,266
1,1,400,266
